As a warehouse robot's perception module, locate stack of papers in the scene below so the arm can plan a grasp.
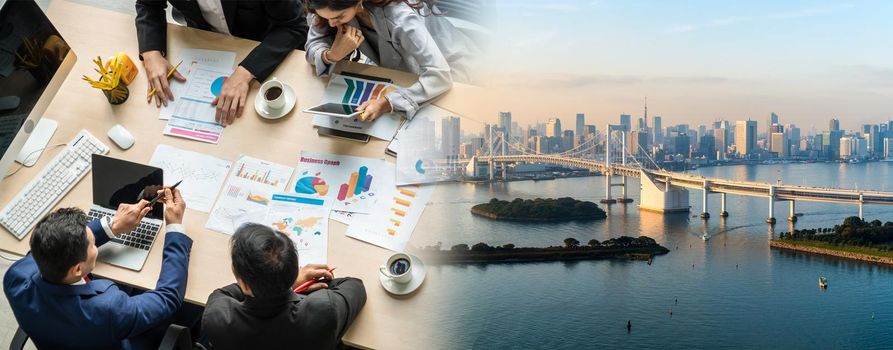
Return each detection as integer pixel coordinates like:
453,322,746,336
159,49,236,144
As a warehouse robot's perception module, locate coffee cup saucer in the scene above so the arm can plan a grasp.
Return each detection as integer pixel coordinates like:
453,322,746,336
254,84,296,120
379,254,426,296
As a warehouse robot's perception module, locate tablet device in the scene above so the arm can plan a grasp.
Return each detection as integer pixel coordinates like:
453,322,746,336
317,127,370,143
304,102,362,118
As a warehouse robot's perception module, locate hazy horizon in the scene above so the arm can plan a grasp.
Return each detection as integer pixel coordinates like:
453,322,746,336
464,0,892,130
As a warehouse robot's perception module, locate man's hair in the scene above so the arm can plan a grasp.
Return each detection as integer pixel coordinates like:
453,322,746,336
29,208,89,283
231,223,300,297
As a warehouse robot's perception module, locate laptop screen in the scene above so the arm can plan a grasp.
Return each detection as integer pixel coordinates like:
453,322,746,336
91,154,164,220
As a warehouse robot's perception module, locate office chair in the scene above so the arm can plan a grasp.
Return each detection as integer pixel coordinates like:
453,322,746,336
9,325,204,350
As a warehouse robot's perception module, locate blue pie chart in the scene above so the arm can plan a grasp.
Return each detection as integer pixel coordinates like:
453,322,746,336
210,76,226,96
415,159,426,174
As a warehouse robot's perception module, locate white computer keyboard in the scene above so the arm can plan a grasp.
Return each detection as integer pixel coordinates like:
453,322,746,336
0,130,109,239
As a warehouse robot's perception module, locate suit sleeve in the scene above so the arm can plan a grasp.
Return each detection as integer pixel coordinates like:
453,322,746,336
240,1,309,81
304,13,335,77
323,277,367,339
87,219,112,247
135,0,169,56
112,231,193,338
384,10,453,120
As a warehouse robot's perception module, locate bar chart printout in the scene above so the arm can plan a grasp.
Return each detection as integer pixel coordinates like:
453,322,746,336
345,184,435,252
206,156,294,234
293,151,391,214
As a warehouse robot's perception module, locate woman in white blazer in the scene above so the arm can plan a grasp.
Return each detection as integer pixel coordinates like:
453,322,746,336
304,0,479,122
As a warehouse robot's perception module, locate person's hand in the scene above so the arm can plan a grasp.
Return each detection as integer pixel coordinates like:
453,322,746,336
292,264,334,293
356,97,392,122
142,50,186,108
212,66,252,127
157,187,186,226
328,25,363,62
111,200,152,234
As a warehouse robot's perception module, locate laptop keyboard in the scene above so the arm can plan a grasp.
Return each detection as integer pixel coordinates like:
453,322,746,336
86,209,161,251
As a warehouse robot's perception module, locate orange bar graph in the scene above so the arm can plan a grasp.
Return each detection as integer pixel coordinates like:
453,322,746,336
390,208,406,217
389,219,401,226
346,172,359,199
387,229,397,236
394,197,411,207
398,189,417,197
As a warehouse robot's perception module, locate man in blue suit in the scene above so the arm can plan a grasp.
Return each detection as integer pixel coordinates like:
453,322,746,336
3,187,194,349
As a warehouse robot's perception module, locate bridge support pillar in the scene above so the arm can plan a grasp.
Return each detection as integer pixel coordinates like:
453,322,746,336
488,159,494,181
720,193,728,217
700,180,710,219
639,171,689,213
601,172,616,204
767,186,776,225
788,200,797,222
859,193,865,220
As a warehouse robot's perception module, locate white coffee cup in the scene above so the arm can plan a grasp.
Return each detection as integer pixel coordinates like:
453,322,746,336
379,253,413,284
260,77,286,110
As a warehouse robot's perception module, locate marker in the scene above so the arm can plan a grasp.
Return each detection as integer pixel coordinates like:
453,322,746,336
294,267,336,294
148,180,182,207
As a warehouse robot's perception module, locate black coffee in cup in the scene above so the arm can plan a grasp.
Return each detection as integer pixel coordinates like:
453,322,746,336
389,258,411,275
265,86,283,101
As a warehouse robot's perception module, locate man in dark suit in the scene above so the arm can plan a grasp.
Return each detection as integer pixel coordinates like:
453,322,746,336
135,0,309,126
202,223,366,349
3,188,195,349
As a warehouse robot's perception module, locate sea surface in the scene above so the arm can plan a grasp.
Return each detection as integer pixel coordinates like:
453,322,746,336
412,162,893,349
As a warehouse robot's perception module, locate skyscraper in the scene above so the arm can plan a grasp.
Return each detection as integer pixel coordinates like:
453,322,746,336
653,116,662,144
575,113,585,143
619,114,631,131
735,120,757,157
770,132,789,158
499,112,512,141
829,118,840,132
441,116,461,160
546,118,561,137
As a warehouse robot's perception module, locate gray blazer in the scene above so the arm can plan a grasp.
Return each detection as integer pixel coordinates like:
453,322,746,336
305,2,478,119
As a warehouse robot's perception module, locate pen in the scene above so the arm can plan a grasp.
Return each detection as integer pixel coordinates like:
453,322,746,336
147,60,183,99
148,180,182,207
294,267,336,294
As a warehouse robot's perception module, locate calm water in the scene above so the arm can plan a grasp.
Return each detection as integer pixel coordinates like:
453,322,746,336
413,162,893,349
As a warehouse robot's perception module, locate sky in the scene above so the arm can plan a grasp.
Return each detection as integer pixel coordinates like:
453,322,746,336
461,0,893,134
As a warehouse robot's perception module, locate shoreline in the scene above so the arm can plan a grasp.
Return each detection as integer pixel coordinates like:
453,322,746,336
469,207,606,221
424,246,670,265
769,240,893,265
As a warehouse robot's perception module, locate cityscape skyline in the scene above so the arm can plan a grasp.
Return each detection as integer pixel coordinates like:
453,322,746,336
470,1,893,126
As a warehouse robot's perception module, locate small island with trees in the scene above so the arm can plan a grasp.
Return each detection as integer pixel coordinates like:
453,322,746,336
471,197,607,221
772,216,893,265
423,236,669,264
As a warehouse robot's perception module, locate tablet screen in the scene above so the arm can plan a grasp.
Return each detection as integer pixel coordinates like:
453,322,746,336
306,103,360,117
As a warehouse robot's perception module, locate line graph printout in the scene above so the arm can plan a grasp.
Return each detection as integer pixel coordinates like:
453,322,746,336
206,156,293,235
148,144,233,213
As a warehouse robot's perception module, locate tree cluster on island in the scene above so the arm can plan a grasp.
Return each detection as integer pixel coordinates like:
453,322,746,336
779,216,893,250
439,235,664,253
471,197,607,221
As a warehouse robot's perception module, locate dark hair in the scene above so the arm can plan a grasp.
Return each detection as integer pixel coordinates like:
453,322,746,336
231,223,299,298
304,0,437,19
29,208,89,283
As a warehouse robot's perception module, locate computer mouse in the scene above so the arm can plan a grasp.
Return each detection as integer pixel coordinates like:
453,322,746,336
107,124,134,150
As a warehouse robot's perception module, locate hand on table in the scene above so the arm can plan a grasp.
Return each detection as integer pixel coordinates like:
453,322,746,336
356,97,392,122
293,264,334,293
213,65,253,127
111,200,152,235
156,187,186,227
142,50,186,107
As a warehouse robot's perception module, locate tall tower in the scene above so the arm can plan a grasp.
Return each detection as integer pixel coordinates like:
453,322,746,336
643,96,648,130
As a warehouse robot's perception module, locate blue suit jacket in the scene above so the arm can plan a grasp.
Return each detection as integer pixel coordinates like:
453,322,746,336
3,219,193,350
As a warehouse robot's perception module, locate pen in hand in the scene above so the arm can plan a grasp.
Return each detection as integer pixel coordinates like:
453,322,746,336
148,180,182,207
147,60,183,99
294,267,336,294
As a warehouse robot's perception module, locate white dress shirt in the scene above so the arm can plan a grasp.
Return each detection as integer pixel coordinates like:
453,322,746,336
197,0,231,35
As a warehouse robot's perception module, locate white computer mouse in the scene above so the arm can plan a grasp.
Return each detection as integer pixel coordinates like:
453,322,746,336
107,124,134,150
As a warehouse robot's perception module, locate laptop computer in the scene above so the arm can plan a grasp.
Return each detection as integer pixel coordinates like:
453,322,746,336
90,154,164,271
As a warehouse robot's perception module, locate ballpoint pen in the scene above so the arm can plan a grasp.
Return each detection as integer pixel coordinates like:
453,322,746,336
294,267,336,294
148,180,182,207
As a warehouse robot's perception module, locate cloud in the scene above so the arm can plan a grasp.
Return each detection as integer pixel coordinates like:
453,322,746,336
665,3,856,34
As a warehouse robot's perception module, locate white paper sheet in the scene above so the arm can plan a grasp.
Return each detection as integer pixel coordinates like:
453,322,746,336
345,184,436,252
262,193,332,265
162,65,231,144
206,156,294,235
292,151,392,214
159,49,236,120
394,105,465,185
148,144,233,213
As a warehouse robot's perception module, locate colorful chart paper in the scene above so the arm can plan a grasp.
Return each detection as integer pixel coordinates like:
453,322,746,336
262,193,332,265
293,151,392,214
206,156,294,235
163,65,230,144
345,184,436,252
311,74,403,140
